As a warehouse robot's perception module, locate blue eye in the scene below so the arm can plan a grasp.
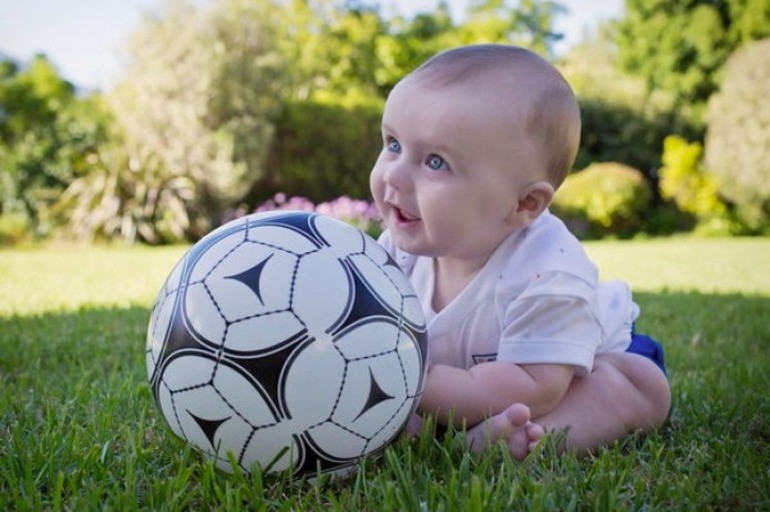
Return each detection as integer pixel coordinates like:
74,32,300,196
386,138,401,154
426,154,446,171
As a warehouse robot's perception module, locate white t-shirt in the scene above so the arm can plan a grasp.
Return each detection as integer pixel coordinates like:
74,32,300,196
378,211,638,375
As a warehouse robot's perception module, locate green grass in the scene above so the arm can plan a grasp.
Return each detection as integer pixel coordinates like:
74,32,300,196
1,238,769,510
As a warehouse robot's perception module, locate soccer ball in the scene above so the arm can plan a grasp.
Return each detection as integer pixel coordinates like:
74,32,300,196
145,211,427,477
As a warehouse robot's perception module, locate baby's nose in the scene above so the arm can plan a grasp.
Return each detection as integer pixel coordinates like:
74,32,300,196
383,161,413,191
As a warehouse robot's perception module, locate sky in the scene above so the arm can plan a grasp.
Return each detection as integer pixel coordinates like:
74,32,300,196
0,0,623,91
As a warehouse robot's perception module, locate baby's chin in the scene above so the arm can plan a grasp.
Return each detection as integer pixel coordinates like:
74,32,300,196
390,235,441,258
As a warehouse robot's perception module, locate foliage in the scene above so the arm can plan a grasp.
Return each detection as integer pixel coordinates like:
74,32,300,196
559,39,699,175
576,98,678,178
658,135,729,235
56,2,211,244
0,56,108,236
459,0,566,56
705,38,770,233
279,0,387,100
205,0,286,200
8,0,768,243
616,1,725,114
615,0,770,125
57,0,287,243
372,5,455,94
61,0,566,244
256,0,566,205
255,2,389,202
552,162,652,239
0,212,29,246
54,131,197,244
1,241,769,508
374,0,566,94
258,98,382,205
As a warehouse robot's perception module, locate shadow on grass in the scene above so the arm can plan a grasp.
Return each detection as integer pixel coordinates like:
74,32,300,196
2,291,766,383
0,305,152,385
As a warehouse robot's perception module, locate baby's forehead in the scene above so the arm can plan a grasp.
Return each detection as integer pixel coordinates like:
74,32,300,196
391,74,530,129
411,47,552,86
403,60,551,107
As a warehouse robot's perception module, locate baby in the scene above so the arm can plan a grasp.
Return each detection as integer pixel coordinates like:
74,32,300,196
369,44,671,458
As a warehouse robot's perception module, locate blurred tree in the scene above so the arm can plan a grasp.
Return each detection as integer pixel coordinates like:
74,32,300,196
263,99,382,203
55,0,572,243
0,55,108,236
205,0,286,207
459,0,565,53
559,36,698,176
276,0,386,102
615,0,770,126
60,0,286,242
55,123,194,244
374,0,565,94
373,4,455,94
248,0,388,203
704,38,770,233
261,0,568,204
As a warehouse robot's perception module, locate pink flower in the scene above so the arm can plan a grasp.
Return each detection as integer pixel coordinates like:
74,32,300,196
251,194,383,237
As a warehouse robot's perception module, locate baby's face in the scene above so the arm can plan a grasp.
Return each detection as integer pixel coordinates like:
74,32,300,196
370,76,542,263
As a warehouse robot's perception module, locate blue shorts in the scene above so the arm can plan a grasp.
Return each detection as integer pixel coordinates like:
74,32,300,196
626,332,667,376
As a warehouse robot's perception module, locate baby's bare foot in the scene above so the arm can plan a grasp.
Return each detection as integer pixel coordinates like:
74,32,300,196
465,403,542,460
525,421,545,454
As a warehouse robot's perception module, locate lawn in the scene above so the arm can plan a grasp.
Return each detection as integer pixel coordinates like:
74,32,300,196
1,238,769,510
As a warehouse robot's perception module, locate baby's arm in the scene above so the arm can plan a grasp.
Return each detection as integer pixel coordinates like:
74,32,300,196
417,361,574,428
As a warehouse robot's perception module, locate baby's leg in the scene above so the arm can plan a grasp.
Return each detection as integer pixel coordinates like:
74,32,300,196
465,403,544,460
534,352,671,453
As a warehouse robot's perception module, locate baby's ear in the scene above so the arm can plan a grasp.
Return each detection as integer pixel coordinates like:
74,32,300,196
515,181,554,225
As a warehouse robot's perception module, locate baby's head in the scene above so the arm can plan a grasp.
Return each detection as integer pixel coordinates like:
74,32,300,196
400,44,580,189
370,44,581,259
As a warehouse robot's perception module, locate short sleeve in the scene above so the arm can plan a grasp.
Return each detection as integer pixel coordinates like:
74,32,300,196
496,272,601,374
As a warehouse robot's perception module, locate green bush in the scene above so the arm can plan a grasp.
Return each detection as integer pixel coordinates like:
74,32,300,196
659,135,733,235
254,98,382,205
576,98,696,178
552,162,652,239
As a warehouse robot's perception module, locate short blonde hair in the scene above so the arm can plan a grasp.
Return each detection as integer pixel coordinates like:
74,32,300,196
407,44,581,188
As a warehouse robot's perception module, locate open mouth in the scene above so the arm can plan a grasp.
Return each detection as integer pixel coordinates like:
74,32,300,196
394,206,420,224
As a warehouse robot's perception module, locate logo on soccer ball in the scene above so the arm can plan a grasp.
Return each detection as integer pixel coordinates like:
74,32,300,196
146,211,427,477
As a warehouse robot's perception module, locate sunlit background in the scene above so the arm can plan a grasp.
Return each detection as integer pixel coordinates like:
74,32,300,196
0,0,622,91
0,0,767,245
